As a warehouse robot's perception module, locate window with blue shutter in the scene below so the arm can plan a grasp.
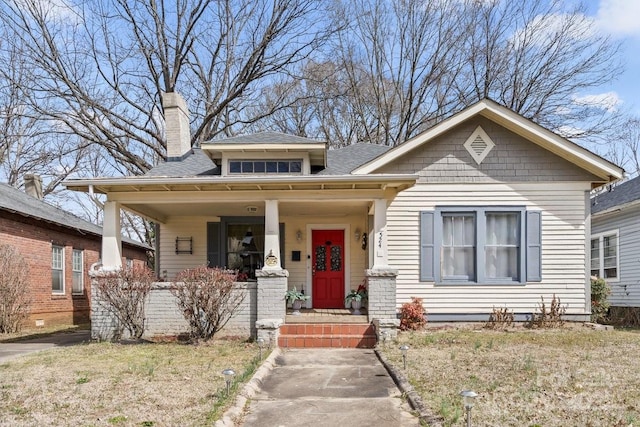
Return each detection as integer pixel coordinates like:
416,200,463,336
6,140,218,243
420,207,542,284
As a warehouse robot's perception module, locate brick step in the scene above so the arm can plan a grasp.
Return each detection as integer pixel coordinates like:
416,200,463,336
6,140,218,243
278,323,376,348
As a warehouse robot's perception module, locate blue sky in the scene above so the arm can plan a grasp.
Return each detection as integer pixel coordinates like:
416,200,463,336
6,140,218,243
581,0,640,116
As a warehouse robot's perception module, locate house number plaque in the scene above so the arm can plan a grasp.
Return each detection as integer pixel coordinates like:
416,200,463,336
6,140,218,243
265,250,278,267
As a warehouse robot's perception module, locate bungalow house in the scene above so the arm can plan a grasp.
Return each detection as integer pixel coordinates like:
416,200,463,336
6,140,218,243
591,175,640,309
0,177,149,328
63,93,622,345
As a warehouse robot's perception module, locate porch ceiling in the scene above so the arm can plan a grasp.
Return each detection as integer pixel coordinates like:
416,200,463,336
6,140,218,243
62,175,416,223
120,199,370,219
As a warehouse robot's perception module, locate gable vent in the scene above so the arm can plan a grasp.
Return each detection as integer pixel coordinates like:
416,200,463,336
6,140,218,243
463,126,495,164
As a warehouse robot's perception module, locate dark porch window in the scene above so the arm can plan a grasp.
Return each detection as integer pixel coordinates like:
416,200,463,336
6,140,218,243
207,218,284,280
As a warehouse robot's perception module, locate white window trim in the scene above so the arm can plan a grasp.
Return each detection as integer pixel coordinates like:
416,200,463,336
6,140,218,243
590,229,619,282
52,245,65,294
221,151,311,175
72,249,84,294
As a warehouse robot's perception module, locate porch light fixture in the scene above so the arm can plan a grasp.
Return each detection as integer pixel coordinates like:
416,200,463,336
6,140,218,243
257,337,265,359
354,228,361,242
400,344,409,369
296,230,302,242
459,390,478,427
222,368,236,396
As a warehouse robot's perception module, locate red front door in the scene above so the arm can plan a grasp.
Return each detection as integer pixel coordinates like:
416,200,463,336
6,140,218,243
312,229,345,308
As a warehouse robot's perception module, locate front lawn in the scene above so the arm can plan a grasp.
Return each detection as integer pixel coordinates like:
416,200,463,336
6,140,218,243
0,339,263,426
382,325,640,427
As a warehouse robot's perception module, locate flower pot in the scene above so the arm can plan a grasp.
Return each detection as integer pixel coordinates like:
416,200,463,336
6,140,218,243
291,299,303,315
351,300,363,315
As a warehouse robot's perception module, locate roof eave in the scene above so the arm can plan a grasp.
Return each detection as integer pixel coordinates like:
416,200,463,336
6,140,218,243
592,198,640,218
352,99,624,182
63,174,418,194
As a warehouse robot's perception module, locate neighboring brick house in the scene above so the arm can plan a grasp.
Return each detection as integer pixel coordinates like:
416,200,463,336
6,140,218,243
0,176,149,328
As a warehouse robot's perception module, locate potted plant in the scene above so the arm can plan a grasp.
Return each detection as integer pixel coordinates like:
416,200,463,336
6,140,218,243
285,286,310,315
345,283,367,315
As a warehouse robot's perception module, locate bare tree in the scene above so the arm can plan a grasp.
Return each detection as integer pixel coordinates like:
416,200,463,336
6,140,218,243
456,0,623,141
0,0,333,176
0,244,31,333
329,0,466,146
0,23,88,194
255,0,625,152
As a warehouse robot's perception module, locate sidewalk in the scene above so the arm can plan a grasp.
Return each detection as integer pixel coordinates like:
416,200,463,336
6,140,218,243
0,330,90,362
238,348,420,427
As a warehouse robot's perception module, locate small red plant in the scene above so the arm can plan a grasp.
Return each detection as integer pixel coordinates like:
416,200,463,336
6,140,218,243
399,297,427,331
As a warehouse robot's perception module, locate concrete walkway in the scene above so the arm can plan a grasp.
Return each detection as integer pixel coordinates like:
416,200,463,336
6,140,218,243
0,330,90,362
240,348,420,427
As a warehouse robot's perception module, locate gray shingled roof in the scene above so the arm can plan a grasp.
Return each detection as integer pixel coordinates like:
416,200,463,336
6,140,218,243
0,183,149,249
145,142,391,177
318,143,392,175
204,131,323,145
145,148,219,177
592,175,640,214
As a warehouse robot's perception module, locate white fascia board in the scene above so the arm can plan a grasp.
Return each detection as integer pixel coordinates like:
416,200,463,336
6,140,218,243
201,142,327,152
352,102,486,175
353,99,624,181
63,174,418,193
480,106,623,181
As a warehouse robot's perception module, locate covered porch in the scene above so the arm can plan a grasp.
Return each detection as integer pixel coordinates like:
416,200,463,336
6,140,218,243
66,175,415,344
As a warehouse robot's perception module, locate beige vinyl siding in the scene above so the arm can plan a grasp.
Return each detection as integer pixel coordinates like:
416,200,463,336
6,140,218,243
158,214,367,307
592,205,640,307
281,214,366,308
389,182,591,316
159,216,216,279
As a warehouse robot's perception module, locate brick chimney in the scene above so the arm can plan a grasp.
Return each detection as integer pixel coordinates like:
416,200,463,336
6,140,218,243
24,173,43,200
162,92,192,161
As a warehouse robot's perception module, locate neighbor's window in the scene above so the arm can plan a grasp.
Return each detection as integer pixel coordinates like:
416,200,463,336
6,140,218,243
591,231,618,280
72,249,83,294
52,245,64,293
228,159,302,175
420,207,541,284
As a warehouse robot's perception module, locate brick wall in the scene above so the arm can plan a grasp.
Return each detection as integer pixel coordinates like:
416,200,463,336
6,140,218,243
366,269,398,319
90,279,257,341
0,211,147,328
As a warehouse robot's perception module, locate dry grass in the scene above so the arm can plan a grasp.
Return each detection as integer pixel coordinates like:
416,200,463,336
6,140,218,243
382,324,640,427
0,339,264,426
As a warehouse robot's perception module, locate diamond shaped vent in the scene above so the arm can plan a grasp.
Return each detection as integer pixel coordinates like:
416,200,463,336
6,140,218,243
463,126,495,164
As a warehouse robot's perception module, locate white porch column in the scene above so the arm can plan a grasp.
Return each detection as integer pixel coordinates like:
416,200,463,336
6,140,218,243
372,198,389,269
263,199,282,270
102,201,122,270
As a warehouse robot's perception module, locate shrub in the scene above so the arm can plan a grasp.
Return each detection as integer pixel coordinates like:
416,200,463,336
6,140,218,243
485,306,514,330
399,297,427,331
609,306,640,327
0,245,31,333
95,265,154,340
172,266,245,342
529,294,566,329
590,276,611,323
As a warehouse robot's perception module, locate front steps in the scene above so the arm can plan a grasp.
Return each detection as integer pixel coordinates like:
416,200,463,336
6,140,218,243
278,323,377,348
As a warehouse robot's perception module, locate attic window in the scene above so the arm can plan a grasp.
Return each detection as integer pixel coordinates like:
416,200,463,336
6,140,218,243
229,159,302,174
463,126,495,164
